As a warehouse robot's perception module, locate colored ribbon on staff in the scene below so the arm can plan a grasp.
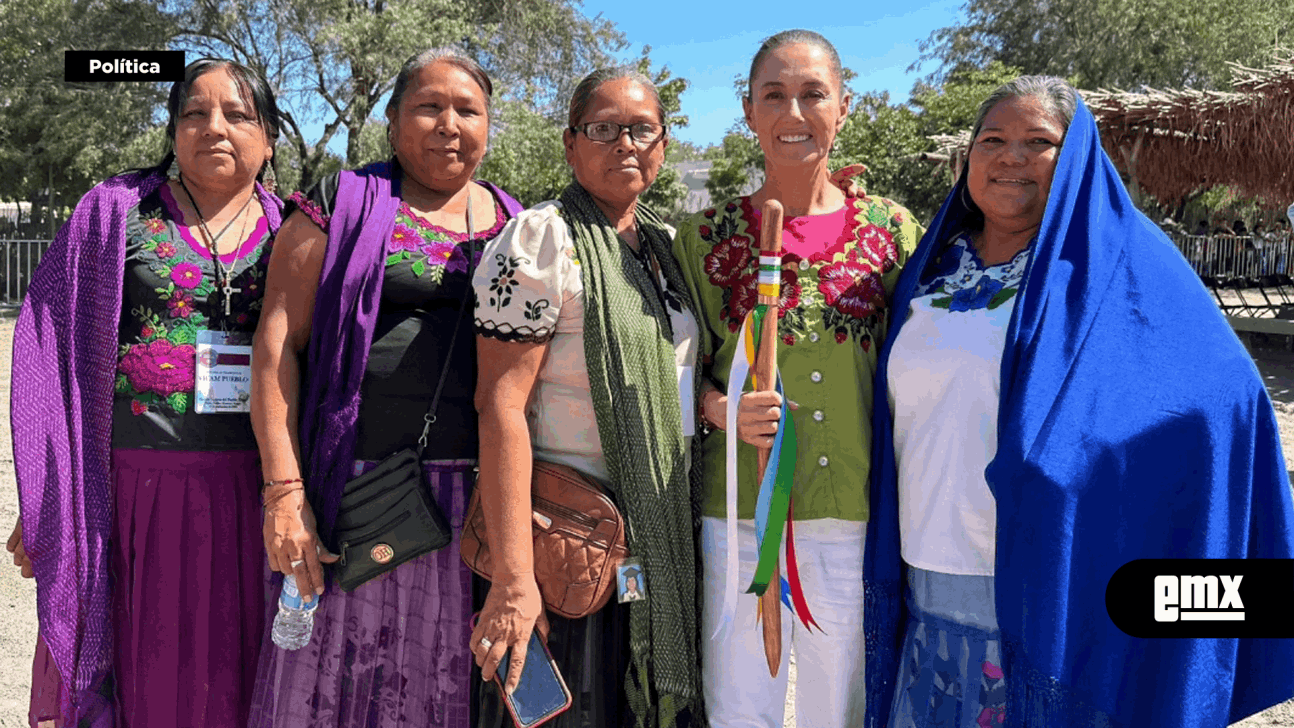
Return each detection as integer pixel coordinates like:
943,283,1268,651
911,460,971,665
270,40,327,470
715,259,819,639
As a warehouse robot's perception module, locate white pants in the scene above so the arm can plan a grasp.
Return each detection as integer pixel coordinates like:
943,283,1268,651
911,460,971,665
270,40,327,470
701,517,867,728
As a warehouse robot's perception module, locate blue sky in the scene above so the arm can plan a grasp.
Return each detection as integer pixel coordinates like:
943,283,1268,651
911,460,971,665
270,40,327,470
310,0,965,154
586,0,966,147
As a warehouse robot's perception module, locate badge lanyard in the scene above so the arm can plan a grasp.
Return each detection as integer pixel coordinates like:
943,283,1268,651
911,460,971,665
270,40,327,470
178,176,258,413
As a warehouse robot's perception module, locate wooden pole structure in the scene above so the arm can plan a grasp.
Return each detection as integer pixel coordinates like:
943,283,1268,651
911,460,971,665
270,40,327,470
755,199,784,676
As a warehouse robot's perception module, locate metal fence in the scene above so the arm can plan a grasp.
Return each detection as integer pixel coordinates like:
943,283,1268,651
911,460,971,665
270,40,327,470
1168,233,1294,278
0,239,55,307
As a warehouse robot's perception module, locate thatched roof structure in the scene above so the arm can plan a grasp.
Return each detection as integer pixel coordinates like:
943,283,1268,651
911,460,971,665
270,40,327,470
924,53,1294,206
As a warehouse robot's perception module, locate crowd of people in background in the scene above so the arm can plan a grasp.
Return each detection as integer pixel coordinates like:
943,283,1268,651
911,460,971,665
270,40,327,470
6,28,1294,728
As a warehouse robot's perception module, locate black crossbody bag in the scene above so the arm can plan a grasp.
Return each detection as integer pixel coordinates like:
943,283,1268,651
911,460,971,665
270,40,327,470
332,195,477,592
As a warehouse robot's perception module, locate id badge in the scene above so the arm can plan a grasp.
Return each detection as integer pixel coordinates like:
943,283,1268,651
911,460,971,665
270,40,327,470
195,329,253,414
617,558,647,603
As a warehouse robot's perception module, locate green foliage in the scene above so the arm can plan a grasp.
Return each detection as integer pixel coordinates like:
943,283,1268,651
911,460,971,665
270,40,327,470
833,93,946,224
634,51,689,221
704,132,762,206
831,60,1023,221
0,0,175,224
171,0,627,190
915,0,1293,90
909,61,1023,135
172,0,477,190
477,100,569,208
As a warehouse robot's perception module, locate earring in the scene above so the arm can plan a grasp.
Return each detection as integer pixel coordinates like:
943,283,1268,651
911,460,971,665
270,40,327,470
959,183,975,211
262,163,277,194
167,156,180,180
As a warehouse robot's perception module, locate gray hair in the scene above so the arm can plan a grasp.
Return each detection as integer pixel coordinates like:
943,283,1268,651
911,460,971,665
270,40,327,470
566,67,666,129
968,75,1078,145
746,29,843,101
960,75,1079,227
385,48,493,119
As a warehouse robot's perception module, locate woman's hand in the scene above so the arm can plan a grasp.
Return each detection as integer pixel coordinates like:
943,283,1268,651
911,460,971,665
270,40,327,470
830,164,868,199
701,386,798,449
6,520,33,578
471,575,551,693
262,486,337,600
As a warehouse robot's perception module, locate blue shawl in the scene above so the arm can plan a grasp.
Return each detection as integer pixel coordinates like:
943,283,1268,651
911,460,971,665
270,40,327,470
864,100,1294,726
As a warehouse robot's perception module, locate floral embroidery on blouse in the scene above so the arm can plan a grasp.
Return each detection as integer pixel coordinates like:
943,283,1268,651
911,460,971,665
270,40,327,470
697,196,910,350
116,203,270,415
916,232,1030,312
385,201,504,281
287,191,331,232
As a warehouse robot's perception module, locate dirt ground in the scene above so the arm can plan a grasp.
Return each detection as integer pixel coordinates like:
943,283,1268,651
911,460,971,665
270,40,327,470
0,315,1292,727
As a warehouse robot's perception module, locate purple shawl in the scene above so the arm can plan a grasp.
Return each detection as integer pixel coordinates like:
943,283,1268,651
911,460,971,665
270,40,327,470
11,169,283,724
299,160,523,544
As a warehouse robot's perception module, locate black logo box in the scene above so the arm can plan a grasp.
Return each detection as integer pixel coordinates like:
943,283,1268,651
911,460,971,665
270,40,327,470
65,51,185,82
1106,559,1294,638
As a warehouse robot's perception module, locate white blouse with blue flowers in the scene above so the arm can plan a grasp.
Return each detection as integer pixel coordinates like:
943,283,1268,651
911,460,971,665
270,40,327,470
887,231,1031,576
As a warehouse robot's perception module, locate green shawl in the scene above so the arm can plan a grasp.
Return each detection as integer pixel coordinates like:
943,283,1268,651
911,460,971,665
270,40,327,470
558,181,703,727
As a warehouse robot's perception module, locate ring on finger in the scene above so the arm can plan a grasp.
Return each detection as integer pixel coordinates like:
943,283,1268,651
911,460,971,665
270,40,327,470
479,637,493,649
290,559,304,568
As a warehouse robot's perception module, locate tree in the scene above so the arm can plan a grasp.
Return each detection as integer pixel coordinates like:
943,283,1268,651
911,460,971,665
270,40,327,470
0,0,176,229
704,131,762,206
833,93,944,223
476,100,569,208
170,0,627,191
833,62,1022,223
915,0,1293,90
635,51,690,222
477,49,693,217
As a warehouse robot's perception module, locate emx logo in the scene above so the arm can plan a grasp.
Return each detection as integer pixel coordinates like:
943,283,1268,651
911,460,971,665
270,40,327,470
1107,559,1294,637
1153,575,1244,621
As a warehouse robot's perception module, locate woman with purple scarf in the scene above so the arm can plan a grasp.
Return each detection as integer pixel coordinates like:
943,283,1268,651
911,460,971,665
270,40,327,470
7,59,284,726
247,49,523,727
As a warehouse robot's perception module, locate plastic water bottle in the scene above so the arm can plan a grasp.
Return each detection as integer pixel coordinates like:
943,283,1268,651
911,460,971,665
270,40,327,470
271,575,318,650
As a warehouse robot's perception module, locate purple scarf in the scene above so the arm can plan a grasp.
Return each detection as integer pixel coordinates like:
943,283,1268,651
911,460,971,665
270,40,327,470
299,160,522,544
11,169,283,724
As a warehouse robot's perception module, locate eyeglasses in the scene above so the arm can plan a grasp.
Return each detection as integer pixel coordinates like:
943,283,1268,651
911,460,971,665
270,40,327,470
570,121,666,145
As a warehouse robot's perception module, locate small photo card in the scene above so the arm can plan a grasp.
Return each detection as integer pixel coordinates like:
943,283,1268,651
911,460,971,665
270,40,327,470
617,558,647,604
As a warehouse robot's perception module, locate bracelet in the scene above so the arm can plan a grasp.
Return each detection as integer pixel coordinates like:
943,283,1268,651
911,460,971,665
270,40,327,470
262,485,304,510
698,388,718,434
263,477,304,491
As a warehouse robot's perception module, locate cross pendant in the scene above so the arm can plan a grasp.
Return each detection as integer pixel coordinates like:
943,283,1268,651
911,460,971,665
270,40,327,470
222,282,241,316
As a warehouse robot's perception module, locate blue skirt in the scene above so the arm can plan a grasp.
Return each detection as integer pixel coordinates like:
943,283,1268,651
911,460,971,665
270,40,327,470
889,567,1006,728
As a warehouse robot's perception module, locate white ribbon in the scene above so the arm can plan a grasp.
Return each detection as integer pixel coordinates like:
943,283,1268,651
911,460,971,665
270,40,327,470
713,313,754,639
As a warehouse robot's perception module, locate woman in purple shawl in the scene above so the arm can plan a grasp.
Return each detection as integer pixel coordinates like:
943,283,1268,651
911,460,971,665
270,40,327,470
247,49,523,727
8,59,284,726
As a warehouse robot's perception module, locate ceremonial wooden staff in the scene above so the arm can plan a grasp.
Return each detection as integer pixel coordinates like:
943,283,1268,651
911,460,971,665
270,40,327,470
755,199,784,676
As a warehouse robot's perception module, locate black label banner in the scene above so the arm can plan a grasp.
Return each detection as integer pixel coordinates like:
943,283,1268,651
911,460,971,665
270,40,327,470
64,51,185,82
1106,559,1294,638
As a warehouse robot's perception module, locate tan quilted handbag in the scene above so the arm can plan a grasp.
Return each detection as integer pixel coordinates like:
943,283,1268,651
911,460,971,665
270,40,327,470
461,460,628,619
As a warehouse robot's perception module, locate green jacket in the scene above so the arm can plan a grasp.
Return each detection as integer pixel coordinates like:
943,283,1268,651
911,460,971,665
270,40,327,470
672,194,923,521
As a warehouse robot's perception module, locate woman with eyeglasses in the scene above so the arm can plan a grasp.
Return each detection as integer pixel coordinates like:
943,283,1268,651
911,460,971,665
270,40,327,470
470,67,704,728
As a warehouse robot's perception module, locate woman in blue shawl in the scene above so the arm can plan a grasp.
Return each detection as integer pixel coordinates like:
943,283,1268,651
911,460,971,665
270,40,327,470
866,75,1294,727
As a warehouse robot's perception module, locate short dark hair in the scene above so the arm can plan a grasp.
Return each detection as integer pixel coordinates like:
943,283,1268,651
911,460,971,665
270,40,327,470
385,49,493,119
162,58,281,182
746,29,842,101
566,67,666,130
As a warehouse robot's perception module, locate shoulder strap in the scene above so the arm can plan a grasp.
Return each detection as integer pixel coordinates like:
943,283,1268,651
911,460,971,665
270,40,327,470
417,190,476,455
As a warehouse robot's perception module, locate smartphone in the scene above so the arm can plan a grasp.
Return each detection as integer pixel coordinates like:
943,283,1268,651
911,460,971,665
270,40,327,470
493,629,573,728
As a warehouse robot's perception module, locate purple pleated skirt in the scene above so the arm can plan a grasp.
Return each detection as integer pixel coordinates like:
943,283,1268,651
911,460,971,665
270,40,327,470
247,459,474,728
29,448,266,728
